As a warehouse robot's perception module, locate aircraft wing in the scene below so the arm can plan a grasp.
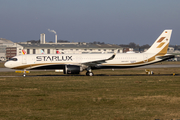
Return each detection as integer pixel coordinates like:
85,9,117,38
82,50,117,66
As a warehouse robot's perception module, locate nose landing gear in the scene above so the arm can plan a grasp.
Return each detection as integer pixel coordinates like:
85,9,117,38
23,69,26,77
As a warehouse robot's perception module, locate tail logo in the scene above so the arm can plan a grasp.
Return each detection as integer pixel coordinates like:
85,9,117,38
157,37,165,43
157,42,165,48
22,50,26,55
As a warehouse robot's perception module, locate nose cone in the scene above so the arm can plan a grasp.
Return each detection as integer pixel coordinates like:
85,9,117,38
4,62,11,68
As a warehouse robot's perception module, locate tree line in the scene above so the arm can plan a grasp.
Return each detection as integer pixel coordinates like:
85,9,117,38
27,40,70,43
119,42,150,49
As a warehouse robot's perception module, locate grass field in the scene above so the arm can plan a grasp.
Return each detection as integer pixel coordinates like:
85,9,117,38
0,62,5,68
0,67,180,119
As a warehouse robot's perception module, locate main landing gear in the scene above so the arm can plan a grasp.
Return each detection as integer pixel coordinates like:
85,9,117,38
86,72,94,76
86,68,94,76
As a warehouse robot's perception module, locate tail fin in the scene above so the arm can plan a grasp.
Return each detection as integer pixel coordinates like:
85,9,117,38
56,50,61,54
41,49,45,54
145,30,172,56
22,50,26,55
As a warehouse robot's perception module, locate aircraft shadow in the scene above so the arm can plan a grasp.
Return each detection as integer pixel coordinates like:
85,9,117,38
34,74,179,77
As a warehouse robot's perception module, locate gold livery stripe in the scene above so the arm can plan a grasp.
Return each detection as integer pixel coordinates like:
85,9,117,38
13,63,71,69
157,43,169,55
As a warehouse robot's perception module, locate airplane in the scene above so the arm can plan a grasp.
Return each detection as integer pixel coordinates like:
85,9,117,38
4,30,174,76
41,49,45,54
56,50,61,54
22,50,27,55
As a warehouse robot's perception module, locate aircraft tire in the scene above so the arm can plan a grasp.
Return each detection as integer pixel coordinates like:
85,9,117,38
86,72,94,76
89,72,94,76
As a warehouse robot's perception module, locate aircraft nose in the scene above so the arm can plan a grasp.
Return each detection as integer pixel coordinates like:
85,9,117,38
4,62,11,68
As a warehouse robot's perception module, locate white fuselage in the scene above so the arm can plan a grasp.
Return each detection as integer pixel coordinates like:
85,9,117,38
4,52,161,70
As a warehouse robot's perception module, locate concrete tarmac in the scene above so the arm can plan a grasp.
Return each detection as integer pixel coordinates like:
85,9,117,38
139,64,180,68
1,61,179,77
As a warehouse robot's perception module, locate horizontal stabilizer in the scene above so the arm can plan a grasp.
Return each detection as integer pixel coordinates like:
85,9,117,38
157,54,175,60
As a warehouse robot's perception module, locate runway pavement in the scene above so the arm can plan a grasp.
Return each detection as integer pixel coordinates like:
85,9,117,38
139,64,180,68
0,64,180,77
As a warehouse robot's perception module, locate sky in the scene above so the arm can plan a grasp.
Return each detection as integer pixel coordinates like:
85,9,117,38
0,0,180,45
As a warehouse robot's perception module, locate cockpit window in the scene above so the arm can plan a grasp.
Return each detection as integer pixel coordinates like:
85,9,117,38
9,58,18,61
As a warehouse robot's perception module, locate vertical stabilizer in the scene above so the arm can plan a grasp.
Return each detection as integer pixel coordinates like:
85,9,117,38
145,30,172,56
22,50,26,55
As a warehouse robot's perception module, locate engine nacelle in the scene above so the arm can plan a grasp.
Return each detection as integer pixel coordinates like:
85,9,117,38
63,65,82,74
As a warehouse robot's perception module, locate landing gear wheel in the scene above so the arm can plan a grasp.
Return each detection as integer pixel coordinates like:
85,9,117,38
86,72,94,76
89,72,94,76
23,69,26,77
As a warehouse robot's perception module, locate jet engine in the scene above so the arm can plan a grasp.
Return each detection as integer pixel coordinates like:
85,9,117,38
63,65,82,74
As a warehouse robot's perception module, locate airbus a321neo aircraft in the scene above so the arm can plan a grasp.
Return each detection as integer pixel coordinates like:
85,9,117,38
4,30,174,76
